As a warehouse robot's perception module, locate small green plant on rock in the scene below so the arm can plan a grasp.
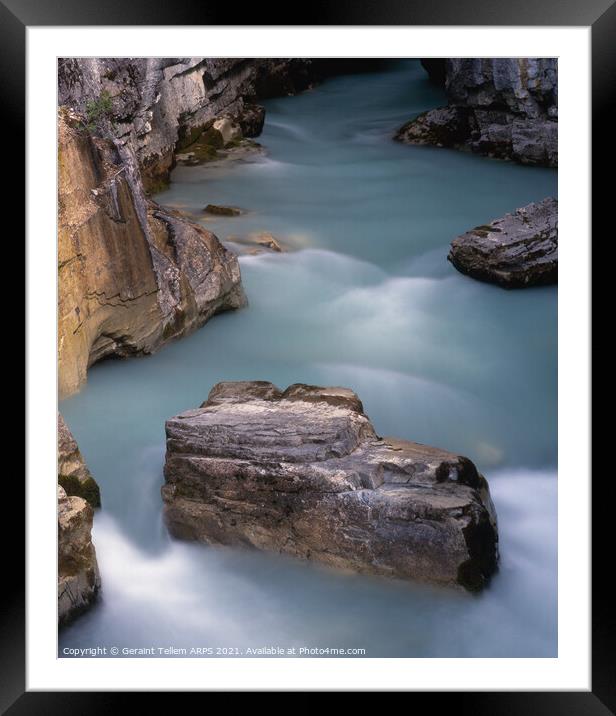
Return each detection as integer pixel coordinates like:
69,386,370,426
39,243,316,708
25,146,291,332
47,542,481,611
84,90,114,133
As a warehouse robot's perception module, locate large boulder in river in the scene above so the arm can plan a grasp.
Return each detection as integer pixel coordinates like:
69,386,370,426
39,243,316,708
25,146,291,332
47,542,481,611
448,197,558,288
58,485,101,625
162,382,499,591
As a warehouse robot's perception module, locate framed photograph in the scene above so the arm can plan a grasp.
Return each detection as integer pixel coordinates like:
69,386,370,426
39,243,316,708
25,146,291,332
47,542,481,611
8,0,607,706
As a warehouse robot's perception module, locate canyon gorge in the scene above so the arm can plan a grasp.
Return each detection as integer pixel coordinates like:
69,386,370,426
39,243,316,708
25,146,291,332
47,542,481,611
57,58,557,658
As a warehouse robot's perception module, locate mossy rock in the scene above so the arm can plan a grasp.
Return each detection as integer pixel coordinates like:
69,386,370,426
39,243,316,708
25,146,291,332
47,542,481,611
190,143,219,162
176,122,209,151
58,473,101,508
199,127,224,149
144,176,170,195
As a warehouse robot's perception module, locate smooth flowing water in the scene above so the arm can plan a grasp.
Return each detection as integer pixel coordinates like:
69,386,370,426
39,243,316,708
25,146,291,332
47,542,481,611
60,60,558,658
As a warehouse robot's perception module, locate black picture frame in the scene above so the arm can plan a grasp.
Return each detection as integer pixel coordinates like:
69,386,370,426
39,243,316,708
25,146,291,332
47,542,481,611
7,0,606,708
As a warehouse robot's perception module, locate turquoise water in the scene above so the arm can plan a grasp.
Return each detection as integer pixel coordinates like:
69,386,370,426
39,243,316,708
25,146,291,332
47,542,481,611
60,60,558,658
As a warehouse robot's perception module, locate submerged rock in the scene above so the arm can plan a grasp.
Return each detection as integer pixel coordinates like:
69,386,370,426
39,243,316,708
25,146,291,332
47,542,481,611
203,204,244,217
58,485,101,625
252,232,283,252
448,197,558,288
226,232,285,255
162,381,499,591
58,414,101,507
396,59,558,167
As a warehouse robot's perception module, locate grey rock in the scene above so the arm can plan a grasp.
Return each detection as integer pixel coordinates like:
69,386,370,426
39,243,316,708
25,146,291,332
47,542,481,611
58,486,101,625
162,381,499,591
58,414,101,507
395,106,470,148
58,58,322,191
397,58,558,167
448,197,558,288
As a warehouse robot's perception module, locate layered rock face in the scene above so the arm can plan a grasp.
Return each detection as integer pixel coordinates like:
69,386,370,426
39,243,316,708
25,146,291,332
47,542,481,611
58,485,101,624
162,381,499,591
58,416,101,624
58,58,330,191
58,109,245,397
397,58,557,167
449,197,558,288
57,58,352,396
58,413,101,507
58,58,390,188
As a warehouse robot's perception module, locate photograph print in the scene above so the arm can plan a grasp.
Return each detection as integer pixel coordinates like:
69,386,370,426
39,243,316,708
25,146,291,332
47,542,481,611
57,57,558,660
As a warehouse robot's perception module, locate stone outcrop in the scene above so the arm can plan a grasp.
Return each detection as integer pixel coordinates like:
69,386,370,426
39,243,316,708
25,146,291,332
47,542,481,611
58,59,391,188
57,58,358,396
396,58,557,167
448,197,558,288
58,485,101,624
58,58,340,191
162,381,499,591
59,58,260,191
58,109,246,397
57,59,395,396
58,413,101,507
58,417,101,624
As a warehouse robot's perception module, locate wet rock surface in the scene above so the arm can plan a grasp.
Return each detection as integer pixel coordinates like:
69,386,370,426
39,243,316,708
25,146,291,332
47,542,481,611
58,485,101,625
203,204,244,217
448,197,558,288
225,232,286,255
396,58,558,167
162,381,499,591
58,413,101,507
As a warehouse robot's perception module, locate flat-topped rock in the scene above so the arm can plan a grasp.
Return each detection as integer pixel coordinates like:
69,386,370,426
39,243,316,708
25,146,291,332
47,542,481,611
448,197,557,288
163,381,499,591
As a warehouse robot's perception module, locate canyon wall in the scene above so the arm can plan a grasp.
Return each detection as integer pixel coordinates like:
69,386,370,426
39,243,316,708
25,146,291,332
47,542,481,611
396,58,557,167
58,415,102,624
58,108,245,397
58,58,341,191
58,58,350,397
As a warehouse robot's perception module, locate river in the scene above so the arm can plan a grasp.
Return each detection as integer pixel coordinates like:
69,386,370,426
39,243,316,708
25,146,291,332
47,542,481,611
60,60,557,658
